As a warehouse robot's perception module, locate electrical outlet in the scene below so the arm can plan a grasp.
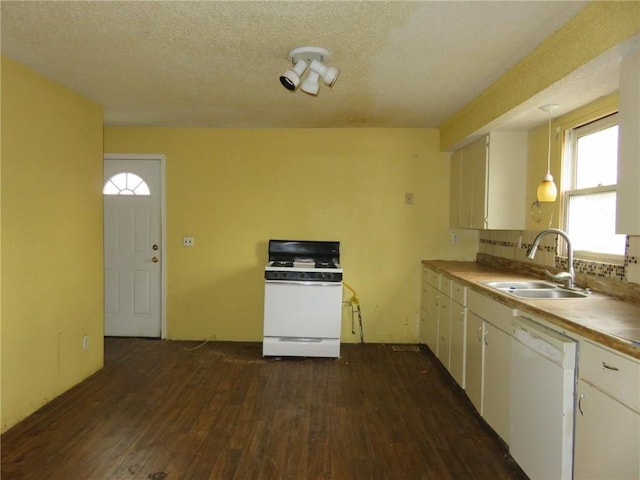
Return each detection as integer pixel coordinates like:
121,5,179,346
82,335,89,350
405,193,414,205
183,236,194,247
451,233,460,244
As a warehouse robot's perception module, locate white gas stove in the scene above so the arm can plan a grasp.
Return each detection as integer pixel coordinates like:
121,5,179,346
263,240,343,358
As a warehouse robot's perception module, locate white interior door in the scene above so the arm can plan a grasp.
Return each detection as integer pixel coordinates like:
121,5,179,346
103,157,163,337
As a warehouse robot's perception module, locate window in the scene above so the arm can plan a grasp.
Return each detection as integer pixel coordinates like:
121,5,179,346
563,113,625,262
103,172,150,196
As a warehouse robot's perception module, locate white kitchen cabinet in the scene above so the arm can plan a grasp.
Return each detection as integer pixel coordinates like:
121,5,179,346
467,290,515,444
574,341,640,480
421,269,467,389
450,132,527,230
449,282,467,388
437,277,452,368
482,321,511,443
449,149,462,227
437,293,451,368
419,269,429,344
616,48,640,235
420,267,440,353
574,381,639,480
465,311,484,414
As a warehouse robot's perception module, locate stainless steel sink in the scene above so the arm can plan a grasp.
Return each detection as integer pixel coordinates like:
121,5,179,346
484,280,557,290
507,289,588,299
483,280,589,299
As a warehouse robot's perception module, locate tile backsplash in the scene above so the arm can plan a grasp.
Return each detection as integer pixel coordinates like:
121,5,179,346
479,230,640,285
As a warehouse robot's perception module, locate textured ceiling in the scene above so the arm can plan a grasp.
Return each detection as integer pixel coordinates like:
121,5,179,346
1,1,597,129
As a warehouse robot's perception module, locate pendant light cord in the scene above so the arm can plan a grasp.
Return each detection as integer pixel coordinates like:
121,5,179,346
547,110,552,174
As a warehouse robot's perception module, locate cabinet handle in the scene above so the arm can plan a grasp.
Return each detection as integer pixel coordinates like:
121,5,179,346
476,326,482,342
578,392,586,416
484,329,488,346
602,362,619,371
459,311,465,323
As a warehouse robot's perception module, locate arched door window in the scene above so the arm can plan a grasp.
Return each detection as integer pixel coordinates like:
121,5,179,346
103,172,151,196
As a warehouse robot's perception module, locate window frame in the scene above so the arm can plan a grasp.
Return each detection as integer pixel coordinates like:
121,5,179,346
561,112,624,265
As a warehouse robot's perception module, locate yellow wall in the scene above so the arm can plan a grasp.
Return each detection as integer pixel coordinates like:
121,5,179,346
525,93,619,230
440,1,640,150
1,57,104,432
104,127,477,343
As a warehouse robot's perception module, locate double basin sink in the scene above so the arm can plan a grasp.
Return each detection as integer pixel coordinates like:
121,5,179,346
483,280,589,299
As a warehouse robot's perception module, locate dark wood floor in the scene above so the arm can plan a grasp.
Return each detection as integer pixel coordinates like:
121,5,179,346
1,339,527,480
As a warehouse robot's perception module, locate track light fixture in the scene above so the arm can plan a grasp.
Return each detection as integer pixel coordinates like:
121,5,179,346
279,47,340,95
301,70,320,95
280,59,308,91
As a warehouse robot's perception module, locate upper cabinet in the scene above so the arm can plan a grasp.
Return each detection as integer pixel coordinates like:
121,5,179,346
450,132,527,230
616,49,640,235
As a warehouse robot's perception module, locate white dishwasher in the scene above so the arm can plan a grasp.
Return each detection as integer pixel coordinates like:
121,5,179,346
509,315,577,480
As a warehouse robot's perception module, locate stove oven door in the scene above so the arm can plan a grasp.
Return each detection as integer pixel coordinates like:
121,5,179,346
263,280,342,339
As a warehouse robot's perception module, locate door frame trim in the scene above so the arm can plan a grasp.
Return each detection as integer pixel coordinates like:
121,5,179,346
103,153,167,339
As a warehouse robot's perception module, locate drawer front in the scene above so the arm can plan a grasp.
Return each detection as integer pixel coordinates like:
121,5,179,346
579,341,640,411
467,290,516,333
440,276,452,297
451,281,467,306
426,268,440,289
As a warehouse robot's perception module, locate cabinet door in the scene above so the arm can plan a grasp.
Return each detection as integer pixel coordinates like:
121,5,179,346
574,380,640,480
419,275,429,343
437,295,451,368
465,311,484,414
483,321,511,443
616,49,640,234
425,285,439,353
449,300,466,388
468,138,488,229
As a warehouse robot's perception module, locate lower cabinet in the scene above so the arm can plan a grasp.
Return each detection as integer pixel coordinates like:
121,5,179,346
420,268,468,389
437,292,451,368
465,311,484,414
420,267,440,353
574,340,640,480
426,283,440,352
482,320,511,444
449,297,466,387
467,290,513,444
421,264,640,480
419,273,429,344
574,380,639,480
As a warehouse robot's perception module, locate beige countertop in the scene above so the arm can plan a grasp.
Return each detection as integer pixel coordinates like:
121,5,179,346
422,260,640,360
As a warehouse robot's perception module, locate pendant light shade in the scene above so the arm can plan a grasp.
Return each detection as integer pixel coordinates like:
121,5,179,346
537,104,559,203
537,173,558,202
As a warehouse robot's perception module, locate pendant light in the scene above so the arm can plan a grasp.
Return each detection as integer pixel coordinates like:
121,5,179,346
536,104,559,202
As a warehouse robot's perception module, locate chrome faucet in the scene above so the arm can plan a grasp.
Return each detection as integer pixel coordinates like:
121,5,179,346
527,228,575,289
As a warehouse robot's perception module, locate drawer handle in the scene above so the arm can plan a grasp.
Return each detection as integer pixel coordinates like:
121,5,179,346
578,392,586,416
602,362,619,371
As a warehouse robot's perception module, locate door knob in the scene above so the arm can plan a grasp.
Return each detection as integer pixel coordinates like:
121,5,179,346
152,256,159,263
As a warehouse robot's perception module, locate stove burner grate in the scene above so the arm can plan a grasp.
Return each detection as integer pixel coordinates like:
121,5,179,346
315,261,337,269
271,261,294,267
